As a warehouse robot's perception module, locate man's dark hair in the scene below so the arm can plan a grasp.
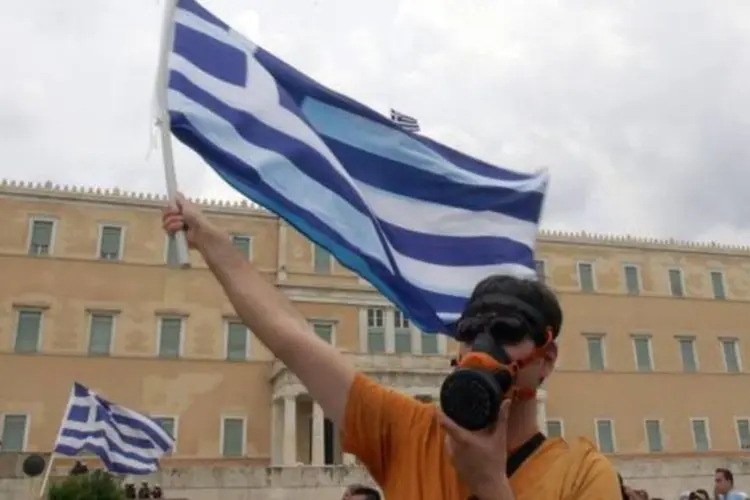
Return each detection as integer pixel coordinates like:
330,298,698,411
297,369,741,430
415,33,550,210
716,467,734,484
349,486,381,500
456,275,563,343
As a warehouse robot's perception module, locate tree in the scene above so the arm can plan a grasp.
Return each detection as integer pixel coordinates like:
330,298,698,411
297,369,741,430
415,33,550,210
47,470,125,500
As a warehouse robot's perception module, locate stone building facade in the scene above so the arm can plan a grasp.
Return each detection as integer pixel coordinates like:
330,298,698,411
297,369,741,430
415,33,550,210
1,180,749,492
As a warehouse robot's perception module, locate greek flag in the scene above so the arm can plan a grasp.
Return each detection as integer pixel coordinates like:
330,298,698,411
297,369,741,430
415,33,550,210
164,0,549,334
390,109,420,133
53,383,174,475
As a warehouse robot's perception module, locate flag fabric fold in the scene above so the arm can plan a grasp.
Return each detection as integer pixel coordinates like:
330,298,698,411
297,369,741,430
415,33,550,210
53,383,174,475
163,0,549,334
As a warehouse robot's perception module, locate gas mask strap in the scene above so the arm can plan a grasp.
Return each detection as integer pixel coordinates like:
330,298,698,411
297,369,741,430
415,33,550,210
511,328,555,401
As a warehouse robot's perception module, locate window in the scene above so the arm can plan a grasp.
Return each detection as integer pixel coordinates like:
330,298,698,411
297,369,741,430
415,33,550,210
736,418,750,450
595,419,615,453
0,414,28,451
88,313,114,356
633,336,653,372
366,308,385,353
691,418,710,451
313,245,331,274
14,310,42,353
312,322,334,344
421,332,439,354
721,339,741,373
546,419,563,438
98,225,124,260
577,262,595,292
710,271,726,300
28,218,55,256
645,419,663,452
668,268,684,297
585,335,605,371
232,234,253,259
225,321,249,361
623,264,640,295
394,311,411,353
221,417,246,457
158,317,182,358
152,416,177,454
678,337,697,373
535,260,546,283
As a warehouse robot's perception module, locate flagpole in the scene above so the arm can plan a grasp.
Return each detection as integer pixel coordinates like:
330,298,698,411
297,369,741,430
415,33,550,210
38,384,77,499
154,0,190,268
37,454,56,500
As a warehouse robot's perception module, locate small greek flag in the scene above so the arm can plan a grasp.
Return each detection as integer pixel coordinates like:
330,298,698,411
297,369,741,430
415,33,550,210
53,383,174,475
390,108,421,133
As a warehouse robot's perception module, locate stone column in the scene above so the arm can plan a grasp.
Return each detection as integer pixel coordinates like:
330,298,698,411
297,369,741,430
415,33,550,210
282,395,297,465
358,308,368,353
277,221,288,280
271,398,282,464
311,403,325,465
384,308,396,353
410,324,422,355
437,333,448,355
536,388,547,431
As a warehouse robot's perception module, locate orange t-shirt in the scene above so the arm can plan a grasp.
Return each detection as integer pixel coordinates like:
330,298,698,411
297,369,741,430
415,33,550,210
341,373,621,499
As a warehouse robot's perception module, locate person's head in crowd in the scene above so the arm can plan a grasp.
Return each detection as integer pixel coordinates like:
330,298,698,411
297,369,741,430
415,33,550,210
716,468,735,496
69,460,89,476
124,483,136,499
689,490,710,500
452,275,562,436
618,474,628,500
343,485,381,500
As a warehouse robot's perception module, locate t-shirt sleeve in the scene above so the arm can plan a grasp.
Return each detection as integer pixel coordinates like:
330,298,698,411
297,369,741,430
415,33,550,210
340,372,433,484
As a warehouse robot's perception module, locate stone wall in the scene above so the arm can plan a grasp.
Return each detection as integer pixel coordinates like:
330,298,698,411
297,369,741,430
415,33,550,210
2,455,749,499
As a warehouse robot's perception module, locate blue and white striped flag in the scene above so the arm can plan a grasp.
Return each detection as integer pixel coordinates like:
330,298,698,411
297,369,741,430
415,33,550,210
164,0,549,334
390,109,420,133
53,383,174,475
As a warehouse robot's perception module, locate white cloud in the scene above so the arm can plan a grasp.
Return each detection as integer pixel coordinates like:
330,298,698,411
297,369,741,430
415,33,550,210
233,9,262,43
0,0,748,244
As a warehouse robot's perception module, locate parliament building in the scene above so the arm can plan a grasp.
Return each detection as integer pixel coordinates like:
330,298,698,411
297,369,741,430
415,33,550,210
1,179,749,470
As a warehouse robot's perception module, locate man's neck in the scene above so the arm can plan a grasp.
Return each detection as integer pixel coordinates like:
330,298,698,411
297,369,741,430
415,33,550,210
505,398,541,451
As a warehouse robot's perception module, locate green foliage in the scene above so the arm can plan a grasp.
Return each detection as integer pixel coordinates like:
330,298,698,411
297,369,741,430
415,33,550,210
47,470,125,500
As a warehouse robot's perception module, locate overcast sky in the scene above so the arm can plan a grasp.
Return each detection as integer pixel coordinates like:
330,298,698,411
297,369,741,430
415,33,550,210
1,0,749,244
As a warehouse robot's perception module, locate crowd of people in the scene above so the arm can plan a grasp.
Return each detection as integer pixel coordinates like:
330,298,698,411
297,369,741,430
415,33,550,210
342,467,745,500
617,467,746,500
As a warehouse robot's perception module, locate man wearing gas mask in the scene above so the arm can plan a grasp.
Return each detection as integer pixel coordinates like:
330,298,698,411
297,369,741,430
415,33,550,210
163,197,621,500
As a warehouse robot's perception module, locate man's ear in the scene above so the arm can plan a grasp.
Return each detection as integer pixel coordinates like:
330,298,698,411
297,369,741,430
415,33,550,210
541,342,558,378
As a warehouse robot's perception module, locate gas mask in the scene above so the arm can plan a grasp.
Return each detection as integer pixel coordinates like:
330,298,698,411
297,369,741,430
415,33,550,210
439,295,553,431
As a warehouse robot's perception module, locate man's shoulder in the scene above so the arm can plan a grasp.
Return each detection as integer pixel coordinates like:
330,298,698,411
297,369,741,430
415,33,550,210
563,437,618,476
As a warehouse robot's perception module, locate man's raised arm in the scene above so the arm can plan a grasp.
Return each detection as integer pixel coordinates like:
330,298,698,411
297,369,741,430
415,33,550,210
163,195,355,425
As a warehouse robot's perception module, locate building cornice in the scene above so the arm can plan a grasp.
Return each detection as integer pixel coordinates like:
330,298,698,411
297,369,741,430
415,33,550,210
280,284,389,307
0,179,274,218
2,179,749,255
